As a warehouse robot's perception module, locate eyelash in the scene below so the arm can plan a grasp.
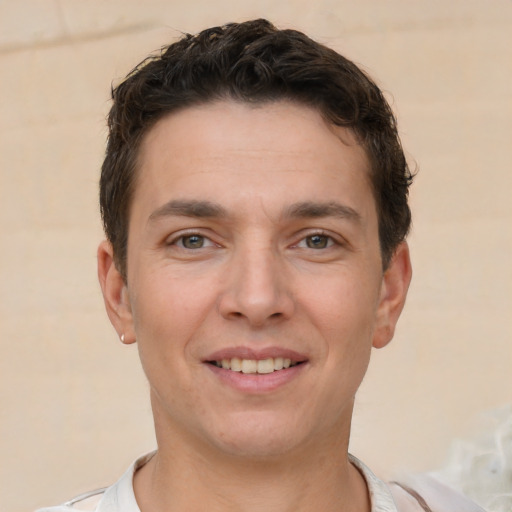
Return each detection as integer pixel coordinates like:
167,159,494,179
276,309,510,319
293,231,340,250
167,230,217,250
166,230,342,251
298,235,334,249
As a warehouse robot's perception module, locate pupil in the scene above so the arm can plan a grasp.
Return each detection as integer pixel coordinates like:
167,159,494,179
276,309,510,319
307,235,328,249
184,235,204,248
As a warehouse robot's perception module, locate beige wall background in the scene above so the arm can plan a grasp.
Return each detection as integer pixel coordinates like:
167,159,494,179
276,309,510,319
1,1,511,511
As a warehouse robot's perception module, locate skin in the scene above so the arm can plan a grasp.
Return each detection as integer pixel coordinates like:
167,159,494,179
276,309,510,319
98,100,412,512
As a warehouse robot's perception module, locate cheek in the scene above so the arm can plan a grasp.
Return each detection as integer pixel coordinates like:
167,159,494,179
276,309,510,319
132,270,209,331
305,272,381,338
128,270,222,381
304,272,380,392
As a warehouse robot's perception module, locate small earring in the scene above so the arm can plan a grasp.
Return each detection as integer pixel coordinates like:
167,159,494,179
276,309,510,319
120,334,125,342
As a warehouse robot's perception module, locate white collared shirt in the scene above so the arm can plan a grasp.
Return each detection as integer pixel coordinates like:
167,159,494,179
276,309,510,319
36,452,483,512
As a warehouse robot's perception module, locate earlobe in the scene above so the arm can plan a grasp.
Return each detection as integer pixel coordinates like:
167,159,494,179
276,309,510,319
97,240,136,344
372,242,412,349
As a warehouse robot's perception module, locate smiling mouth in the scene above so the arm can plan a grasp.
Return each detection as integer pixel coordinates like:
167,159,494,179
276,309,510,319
208,357,303,374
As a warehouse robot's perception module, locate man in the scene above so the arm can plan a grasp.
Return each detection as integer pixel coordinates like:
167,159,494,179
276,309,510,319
38,19,483,512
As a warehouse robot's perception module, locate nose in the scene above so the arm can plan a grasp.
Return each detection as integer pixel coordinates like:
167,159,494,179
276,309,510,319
218,244,295,327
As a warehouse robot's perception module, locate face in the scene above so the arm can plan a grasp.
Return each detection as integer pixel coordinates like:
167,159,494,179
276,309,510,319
99,100,411,460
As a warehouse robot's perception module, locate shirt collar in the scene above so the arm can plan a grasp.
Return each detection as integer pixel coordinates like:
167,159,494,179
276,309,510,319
95,452,398,512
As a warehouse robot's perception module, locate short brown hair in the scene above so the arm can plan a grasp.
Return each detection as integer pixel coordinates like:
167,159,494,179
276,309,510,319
100,19,413,279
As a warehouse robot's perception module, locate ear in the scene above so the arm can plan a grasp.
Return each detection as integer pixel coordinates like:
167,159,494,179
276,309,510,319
97,240,136,345
372,242,412,349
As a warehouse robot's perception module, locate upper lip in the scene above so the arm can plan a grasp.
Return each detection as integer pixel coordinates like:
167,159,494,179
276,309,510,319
204,346,308,363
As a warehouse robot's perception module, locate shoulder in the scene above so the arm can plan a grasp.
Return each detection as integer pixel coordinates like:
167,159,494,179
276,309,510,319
350,453,485,512
34,488,106,512
34,452,154,512
388,475,486,512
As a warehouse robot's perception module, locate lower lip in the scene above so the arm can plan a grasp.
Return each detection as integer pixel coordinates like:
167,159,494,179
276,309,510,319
205,363,307,393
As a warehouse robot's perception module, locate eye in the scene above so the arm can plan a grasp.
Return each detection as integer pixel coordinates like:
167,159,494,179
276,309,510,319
174,234,214,249
299,234,335,249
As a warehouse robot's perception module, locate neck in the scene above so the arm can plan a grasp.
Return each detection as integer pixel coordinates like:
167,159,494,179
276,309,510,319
134,407,370,512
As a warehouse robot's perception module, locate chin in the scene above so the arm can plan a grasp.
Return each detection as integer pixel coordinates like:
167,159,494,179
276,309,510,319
206,411,311,460
213,435,300,461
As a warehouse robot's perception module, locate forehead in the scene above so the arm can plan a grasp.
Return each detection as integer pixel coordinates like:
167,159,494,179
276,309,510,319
133,100,375,221
140,100,365,159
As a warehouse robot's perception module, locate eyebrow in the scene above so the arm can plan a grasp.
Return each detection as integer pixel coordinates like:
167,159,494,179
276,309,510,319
148,199,361,224
284,201,361,222
148,199,227,221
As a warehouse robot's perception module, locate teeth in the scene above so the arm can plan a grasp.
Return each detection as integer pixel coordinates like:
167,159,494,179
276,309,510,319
214,357,299,374
257,358,274,374
241,359,257,374
230,357,242,372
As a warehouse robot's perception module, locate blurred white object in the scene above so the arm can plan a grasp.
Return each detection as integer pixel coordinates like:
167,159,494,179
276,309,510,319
431,404,512,512
389,475,486,511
